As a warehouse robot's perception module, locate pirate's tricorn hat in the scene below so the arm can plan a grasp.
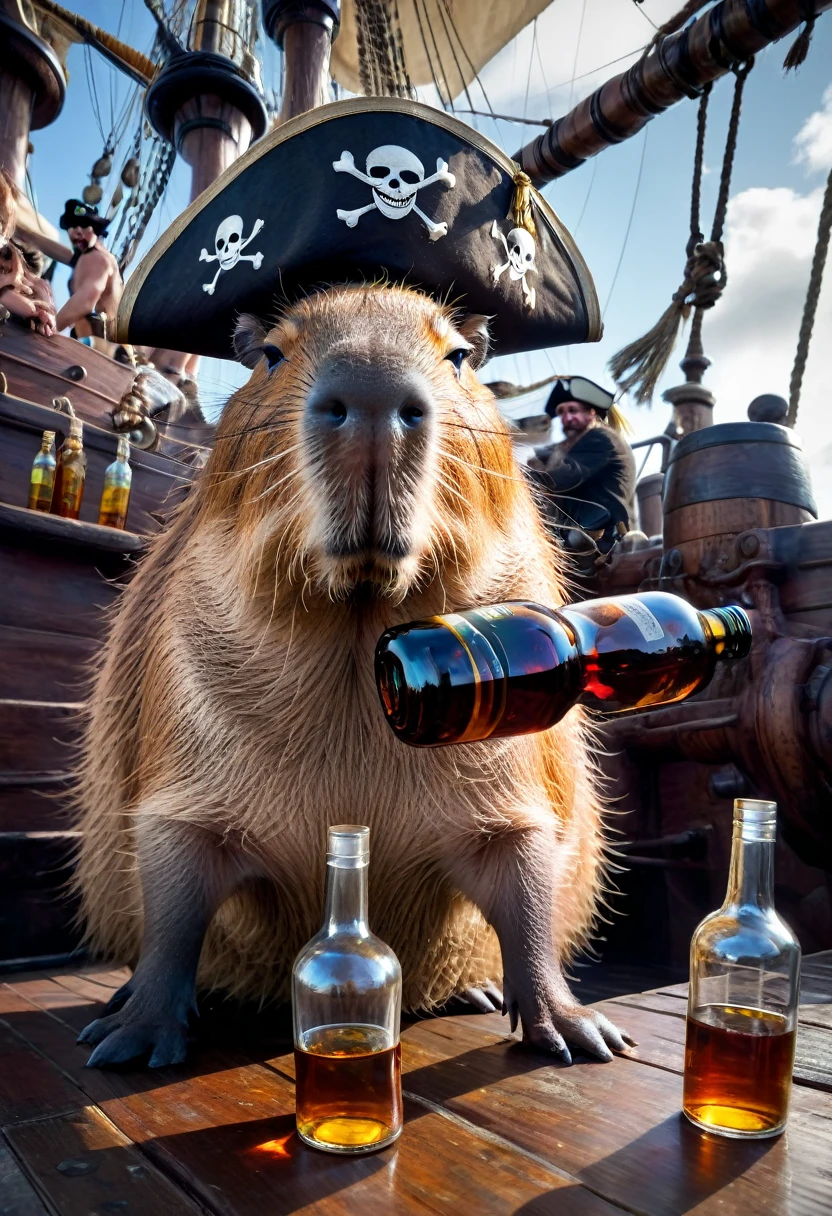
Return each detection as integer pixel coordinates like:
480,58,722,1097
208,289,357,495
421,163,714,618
116,98,600,360
60,199,110,235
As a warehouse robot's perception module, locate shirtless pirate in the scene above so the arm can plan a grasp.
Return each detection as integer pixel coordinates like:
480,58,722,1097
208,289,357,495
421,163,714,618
55,200,123,339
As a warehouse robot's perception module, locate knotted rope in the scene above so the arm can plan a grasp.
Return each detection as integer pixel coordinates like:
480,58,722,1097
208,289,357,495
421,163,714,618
783,2,816,71
787,163,832,427
609,60,753,404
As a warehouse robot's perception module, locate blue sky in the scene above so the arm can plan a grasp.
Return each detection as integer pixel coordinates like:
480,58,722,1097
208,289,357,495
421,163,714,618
29,1,832,514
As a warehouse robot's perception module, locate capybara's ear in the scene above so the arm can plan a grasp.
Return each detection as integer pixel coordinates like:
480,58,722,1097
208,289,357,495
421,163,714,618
457,314,491,369
233,313,269,369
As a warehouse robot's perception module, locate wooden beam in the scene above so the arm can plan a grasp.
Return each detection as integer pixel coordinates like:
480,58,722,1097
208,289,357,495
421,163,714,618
516,0,832,185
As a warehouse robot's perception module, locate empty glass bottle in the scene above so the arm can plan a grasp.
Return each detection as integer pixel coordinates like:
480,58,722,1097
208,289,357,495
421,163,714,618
292,826,403,1154
375,591,752,747
683,800,800,1138
98,436,132,529
27,430,57,512
51,418,87,521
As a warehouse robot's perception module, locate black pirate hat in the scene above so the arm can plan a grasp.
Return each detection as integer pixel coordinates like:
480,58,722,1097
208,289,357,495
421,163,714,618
116,98,600,360
60,199,110,235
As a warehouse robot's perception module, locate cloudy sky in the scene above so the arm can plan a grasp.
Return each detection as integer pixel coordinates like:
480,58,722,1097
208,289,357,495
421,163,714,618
31,1,832,515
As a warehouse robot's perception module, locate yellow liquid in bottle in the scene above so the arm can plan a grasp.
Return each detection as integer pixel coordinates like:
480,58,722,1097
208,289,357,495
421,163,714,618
98,484,130,529
295,1024,402,1152
28,467,55,512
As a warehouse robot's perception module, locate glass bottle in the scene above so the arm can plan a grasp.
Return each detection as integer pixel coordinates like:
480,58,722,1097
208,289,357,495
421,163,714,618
375,591,751,747
292,826,402,1154
98,436,132,529
683,800,800,1138
50,418,87,521
27,430,57,512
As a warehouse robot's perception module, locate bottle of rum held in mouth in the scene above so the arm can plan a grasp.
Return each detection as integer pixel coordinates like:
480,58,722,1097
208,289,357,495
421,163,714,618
292,826,403,1154
683,799,800,1138
375,591,751,747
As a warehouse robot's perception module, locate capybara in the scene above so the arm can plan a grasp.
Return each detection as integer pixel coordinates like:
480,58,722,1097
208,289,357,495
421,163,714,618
75,283,629,1067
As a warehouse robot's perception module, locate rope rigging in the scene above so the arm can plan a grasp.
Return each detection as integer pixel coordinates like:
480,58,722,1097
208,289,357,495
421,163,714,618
609,58,754,405
787,164,832,428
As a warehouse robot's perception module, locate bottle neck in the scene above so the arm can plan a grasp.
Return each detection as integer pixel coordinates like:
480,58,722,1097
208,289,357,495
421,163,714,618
724,808,776,911
700,605,752,661
323,859,369,936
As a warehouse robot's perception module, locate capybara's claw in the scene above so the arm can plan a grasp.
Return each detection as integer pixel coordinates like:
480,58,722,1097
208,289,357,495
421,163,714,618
505,980,631,1063
79,1005,190,1068
460,982,504,1013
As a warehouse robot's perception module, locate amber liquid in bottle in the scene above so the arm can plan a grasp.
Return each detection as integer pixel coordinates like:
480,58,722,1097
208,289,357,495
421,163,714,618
51,419,87,521
98,436,132,529
375,592,752,747
684,1006,796,1136
683,800,800,1138
27,430,57,512
295,1025,403,1150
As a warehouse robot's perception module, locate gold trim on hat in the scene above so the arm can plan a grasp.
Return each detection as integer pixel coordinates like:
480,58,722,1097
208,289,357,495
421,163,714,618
116,96,600,346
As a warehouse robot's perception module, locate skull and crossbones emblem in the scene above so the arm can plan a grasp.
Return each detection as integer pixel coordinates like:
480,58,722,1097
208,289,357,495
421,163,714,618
491,220,537,310
199,215,265,295
333,144,455,241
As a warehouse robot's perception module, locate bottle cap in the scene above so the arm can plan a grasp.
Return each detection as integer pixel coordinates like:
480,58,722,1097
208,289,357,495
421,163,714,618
327,825,369,868
43,430,55,443
703,605,752,660
117,436,130,459
734,798,777,841
69,418,84,440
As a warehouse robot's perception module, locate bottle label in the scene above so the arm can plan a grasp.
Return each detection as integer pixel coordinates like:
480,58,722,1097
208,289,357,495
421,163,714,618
614,598,665,642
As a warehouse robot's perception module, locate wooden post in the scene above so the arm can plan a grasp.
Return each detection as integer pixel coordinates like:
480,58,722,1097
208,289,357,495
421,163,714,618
261,1,340,124
516,0,832,185
0,11,65,187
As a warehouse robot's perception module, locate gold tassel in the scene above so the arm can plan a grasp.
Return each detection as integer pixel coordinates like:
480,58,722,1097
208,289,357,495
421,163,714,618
783,16,815,71
608,298,691,406
607,403,634,436
509,170,537,238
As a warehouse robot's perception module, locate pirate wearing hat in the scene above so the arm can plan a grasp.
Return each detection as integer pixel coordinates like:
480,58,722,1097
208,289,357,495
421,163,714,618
528,376,636,550
56,199,123,341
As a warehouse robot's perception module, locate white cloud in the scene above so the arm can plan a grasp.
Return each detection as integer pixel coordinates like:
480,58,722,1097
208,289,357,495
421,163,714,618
700,181,832,518
794,84,832,173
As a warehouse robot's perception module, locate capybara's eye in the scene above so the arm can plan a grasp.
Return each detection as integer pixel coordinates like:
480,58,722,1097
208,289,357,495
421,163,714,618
262,344,284,372
445,348,469,377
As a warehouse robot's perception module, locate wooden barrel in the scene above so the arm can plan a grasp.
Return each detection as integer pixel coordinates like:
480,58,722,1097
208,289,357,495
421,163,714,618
663,423,816,567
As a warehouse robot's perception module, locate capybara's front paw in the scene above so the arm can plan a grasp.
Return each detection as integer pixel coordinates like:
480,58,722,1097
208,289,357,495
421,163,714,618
504,978,635,1064
78,999,191,1069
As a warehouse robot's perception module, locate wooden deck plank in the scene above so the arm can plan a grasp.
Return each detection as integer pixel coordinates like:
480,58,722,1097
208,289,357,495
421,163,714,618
1,979,626,1214
1,961,830,1216
0,1139,49,1216
5,1106,201,1216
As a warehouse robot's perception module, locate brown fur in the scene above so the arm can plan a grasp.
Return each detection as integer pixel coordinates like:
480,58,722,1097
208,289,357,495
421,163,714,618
74,284,607,1010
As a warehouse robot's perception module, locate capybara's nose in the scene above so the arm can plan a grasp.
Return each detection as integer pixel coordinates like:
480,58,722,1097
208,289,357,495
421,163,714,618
306,360,432,438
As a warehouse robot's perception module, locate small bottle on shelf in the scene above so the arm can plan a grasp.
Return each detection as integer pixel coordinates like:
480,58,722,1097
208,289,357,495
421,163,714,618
375,591,752,747
683,799,800,1138
98,436,132,529
51,417,87,521
292,826,403,1154
27,430,57,512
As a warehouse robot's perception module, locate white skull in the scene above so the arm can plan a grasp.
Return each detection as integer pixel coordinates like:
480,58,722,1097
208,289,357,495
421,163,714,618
215,215,243,270
366,145,425,220
507,227,536,278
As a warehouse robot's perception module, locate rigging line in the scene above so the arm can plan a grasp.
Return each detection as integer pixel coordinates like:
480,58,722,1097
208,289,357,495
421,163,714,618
534,16,554,114
438,0,495,115
524,19,538,120
523,44,647,107
568,0,589,110
433,0,475,112
419,0,457,112
454,109,550,127
602,124,649,318
412,0,449,110
83,46,108,144
574,154,599,233
631,0,659,30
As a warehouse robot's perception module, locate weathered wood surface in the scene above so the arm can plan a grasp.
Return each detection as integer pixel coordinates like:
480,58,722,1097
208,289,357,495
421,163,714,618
0,953,829,1215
